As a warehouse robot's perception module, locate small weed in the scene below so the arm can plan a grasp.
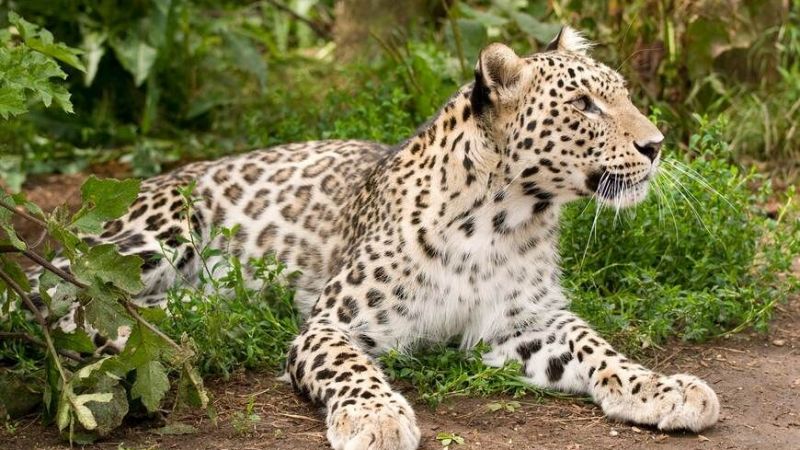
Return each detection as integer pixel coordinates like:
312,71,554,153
436,431,465,448
231,396,262,435
3,415,18,435
487,400,521,413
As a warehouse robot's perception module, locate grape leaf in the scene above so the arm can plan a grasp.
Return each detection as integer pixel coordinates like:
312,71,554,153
131,360,169,412
82,293,132,340
72,244,144,294
53,329,96,354
71,177,140,234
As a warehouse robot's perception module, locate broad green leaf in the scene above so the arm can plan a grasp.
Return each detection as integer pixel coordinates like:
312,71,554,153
74,357,112,381
1,257,30,292
0,85,26,119
115,323,168,373
71,176,140,234
509,12,562,44
53,329,96,354
73,392,113,430
177,363,208,409
56,386,72,431
40,271,81,318
2,224,27,250
73,243,144,294
224,33,268,89
82,293,132,340
109,33,157,86
9,12,85,72
131,360,169,412
81,30,106,87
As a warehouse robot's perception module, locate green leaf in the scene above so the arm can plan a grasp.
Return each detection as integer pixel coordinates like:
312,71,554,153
56,385,72,431
9,12,85,72
109,32,158,86
116,323,168,373
131,360,169,412
224,33,268,90
73,392,113,430
176,363,208,409
71,176,140,234
73,243,144,294
82,293,132,340
53,329,96,354
81,30,106,87
509,12,562,44
2,224,27,250
0,85,27,119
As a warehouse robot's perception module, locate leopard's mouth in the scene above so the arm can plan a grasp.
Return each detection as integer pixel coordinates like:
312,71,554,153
585,170,651,206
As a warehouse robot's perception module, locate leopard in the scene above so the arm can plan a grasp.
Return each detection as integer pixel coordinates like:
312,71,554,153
32,27,720,450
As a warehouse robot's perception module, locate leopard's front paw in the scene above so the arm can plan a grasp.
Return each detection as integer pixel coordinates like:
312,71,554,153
601,373,719,432
653,374,719,431
326,393,420,450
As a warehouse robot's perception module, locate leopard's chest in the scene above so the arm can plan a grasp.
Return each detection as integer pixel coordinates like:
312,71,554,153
392,229,565,347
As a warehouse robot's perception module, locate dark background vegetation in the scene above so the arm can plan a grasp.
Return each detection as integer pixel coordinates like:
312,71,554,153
1,0,798,186
1,0,800,443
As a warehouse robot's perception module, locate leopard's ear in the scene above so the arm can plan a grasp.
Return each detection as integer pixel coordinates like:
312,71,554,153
471,43,522,115
545,26,592,55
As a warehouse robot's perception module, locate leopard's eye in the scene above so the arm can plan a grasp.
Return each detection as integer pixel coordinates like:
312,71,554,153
570,95,601,114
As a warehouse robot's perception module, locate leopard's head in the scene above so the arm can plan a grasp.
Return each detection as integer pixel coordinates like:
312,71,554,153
472,27,663,208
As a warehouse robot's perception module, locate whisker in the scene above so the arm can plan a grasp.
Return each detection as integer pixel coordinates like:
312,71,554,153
661,159,737,210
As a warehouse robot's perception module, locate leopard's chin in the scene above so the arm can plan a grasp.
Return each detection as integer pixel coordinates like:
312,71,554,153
596,179,650,208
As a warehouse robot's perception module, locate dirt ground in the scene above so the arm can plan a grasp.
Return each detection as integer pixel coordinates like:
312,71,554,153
2,173,799,450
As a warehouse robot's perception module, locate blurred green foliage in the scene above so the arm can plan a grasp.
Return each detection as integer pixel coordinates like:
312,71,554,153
0,0,797,187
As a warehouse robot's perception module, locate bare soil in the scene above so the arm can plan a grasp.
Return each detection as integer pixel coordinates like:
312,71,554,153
2,173,799,450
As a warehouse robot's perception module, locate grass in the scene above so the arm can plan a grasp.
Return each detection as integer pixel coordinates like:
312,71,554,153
563,116,800,350
145,115,799,407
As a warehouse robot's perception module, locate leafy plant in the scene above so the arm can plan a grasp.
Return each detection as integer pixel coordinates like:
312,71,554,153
436,431,465,449
0,177,209,443
231,396,262,435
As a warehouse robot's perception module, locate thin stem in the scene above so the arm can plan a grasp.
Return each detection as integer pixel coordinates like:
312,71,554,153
0,245,87,289
262,0,330,39
0,269,68,382
0,199,47,229
443,0,468,79
0,331,85,363
121,301,184,353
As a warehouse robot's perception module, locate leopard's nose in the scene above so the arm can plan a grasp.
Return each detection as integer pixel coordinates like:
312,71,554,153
634,139,662,162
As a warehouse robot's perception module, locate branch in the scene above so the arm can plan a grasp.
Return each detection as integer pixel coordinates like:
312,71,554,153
0,331,86,363
122,301,184,354
0,244,87,289
0,269,68,382
0,199,47,229
263,0,331,39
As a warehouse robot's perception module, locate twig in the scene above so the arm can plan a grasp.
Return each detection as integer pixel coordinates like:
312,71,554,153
0,245,87,289
0,331,85,363
262,0,330,39
0,199,47,229
22,248,85,288
0,269,68,382
121,301,184,353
